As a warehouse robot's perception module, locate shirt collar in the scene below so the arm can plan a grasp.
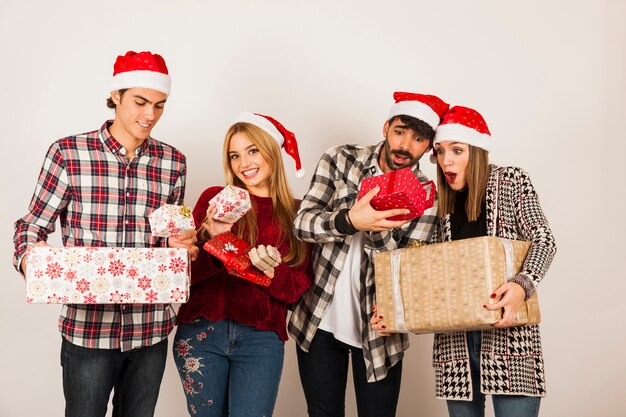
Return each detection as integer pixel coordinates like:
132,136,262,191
99,120,152,157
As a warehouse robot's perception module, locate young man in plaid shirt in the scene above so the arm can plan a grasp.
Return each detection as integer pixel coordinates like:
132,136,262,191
12,51,198,417
289,92,449,417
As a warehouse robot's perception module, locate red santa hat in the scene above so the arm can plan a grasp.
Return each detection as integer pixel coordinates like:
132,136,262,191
110,51,171,96
431,105,491,162
388,92,450,129
232,112,305,179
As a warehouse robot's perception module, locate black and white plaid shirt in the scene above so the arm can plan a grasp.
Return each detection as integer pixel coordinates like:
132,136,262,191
288,142,437,382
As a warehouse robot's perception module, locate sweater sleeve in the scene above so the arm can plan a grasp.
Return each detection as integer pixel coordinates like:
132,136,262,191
261,244,313,304
188,186,227,287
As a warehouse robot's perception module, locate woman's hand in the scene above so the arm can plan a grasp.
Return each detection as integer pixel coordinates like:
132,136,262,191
249,245,282,279
201,203,234,238
485,281,526,328
370,305,392,336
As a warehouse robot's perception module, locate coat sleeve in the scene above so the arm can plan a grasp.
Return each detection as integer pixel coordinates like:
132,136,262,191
512,168,557,294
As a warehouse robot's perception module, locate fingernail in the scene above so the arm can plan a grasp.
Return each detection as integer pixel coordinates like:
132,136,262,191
378,315,383,319
490,293,497,298
381,325,386,329
483,304,488,309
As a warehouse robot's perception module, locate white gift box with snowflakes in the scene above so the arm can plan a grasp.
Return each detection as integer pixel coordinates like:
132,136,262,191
148,204,196,238
25,246,190,304
208,186,252,223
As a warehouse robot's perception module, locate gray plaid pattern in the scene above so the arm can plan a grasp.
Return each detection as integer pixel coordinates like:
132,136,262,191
288,142,437,382
432,165,556,399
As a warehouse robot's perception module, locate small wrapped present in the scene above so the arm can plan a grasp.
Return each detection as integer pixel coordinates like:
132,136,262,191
203,232,272,286
26,246,190,304
373,236,540,334
358,167,435,221
148,204,196,238
208,186,252,223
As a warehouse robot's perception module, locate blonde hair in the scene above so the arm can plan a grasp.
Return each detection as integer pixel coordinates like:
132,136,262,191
199,122,307,266
436,145,490,221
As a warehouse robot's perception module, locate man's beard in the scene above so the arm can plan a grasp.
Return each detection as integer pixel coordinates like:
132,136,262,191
383,140,420,170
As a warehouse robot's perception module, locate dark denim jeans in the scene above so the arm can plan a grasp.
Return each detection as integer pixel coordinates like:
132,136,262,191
173,319,284,417
446,331,541,417
60,336,167,417
296,329,402,417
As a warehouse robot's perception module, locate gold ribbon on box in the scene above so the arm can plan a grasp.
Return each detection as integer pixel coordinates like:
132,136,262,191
180,205,192,218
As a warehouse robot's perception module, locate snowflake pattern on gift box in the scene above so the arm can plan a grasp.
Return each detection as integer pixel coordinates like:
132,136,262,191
26,247,190,304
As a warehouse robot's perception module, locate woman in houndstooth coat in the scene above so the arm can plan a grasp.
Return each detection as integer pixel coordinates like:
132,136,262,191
429,106,556,416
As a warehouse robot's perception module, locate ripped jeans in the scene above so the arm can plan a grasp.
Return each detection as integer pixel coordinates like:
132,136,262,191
173,319,284,417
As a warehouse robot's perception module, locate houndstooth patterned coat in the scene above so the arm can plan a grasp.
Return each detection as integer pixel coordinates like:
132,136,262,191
430,165,556,400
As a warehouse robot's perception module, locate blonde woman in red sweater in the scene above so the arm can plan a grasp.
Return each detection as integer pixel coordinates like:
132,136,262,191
173,113,312,417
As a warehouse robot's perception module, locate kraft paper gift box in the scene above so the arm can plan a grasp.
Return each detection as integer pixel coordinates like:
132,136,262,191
373,236,541,334
357,167,436,221
208,186,252,223
26,246,190,304
149,204,196,238
203,231,272,286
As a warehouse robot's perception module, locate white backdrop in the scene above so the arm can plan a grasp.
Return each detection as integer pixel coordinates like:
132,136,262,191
1,1,624,416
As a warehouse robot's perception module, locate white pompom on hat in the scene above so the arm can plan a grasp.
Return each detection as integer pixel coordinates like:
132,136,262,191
430,105,492,163
232,112,305,179
110,51,171,96
388,91,450,129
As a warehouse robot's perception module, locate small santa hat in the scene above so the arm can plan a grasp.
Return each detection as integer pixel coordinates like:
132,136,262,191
430,105,491,162
388,92,450,129
232,112,305,179
110,51,171,96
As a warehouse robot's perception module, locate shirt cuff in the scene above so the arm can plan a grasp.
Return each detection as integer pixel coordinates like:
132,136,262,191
335,209,357,235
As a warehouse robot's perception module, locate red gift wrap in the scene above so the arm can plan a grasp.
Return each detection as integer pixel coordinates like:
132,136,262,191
357,167,435,221
203,232,272,286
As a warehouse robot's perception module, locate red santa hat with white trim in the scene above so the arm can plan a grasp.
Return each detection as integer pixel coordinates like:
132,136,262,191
232,112,305,179
388,91,450,129
110,51,171,96
431,105,491,162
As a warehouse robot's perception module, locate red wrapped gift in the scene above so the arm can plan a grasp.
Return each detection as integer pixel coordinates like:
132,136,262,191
357,167,435,221
202,232,271,286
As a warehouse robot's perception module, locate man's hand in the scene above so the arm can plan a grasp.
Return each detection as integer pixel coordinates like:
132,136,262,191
21,241,49,279
348,186,411,231
168,229,199,261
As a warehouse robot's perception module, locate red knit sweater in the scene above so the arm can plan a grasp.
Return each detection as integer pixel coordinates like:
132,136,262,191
176,186,312,341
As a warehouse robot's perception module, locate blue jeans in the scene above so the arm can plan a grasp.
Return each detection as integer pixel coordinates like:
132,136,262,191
446,331,541,417
296,329,402,417
173,319,284,417
60,336,167,417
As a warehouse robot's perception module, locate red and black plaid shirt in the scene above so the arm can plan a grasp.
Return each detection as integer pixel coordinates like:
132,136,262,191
13,121,187,351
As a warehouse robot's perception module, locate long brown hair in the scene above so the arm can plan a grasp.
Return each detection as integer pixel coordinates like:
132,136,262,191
199,122,307,266
436,145,490,221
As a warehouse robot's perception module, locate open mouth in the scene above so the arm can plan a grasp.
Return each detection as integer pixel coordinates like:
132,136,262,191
392,153,410,165
445,172,457,183
241,168,259,178
138,121,152,129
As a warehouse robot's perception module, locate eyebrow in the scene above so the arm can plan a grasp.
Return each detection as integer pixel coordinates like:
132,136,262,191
132,94,167,105
228,144,257,154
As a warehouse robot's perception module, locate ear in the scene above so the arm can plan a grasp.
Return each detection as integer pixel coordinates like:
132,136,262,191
111,90,121,105
382,120,390,138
